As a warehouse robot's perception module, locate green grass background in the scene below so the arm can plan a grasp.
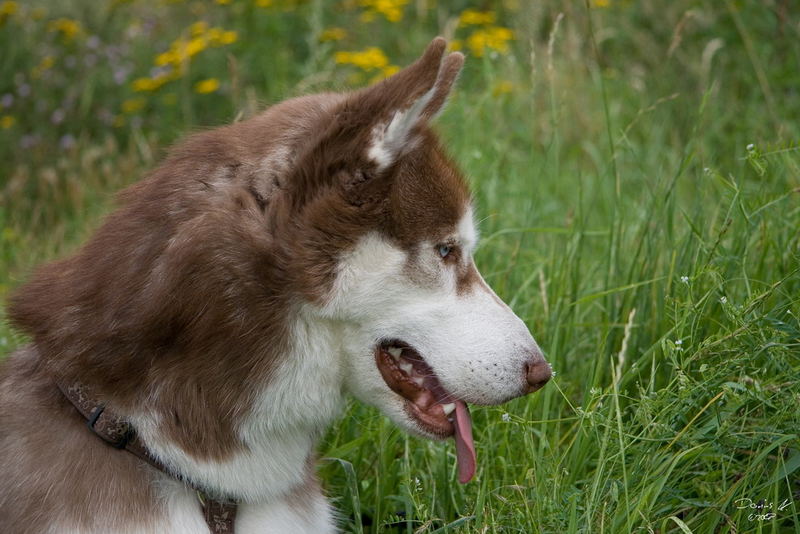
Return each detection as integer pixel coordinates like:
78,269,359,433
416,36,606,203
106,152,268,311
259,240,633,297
1,1,799,532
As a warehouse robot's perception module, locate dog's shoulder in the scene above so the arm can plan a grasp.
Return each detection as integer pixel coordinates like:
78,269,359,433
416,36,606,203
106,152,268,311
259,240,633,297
0,347,170,533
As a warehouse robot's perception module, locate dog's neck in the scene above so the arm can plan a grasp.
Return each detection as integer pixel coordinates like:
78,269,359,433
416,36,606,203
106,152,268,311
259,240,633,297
127,308,347,503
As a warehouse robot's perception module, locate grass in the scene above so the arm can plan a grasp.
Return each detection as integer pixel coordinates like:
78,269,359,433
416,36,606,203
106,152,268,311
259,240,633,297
2,1,799,532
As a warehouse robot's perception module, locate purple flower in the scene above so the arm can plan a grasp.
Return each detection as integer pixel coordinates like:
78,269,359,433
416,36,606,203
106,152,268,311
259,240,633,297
17,83,31,98
20,134,41,149
0,94,13,108
59,134,77,150
113,66,131,85
86,35,101,50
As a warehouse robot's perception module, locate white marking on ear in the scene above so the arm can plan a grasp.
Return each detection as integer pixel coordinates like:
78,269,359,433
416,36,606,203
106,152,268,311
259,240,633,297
367,85,436,171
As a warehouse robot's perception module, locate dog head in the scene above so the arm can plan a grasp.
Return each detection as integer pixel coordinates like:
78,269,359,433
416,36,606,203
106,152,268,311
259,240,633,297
284,38,552,482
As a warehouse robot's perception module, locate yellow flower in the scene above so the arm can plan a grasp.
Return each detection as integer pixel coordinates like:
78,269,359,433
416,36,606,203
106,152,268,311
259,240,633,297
215,0,233,4
381,65,400,77
492,80,514,96
369,64,400,83
358,0,408,23
255,0,273,7
195,78,220,94
0,0,18,25
458,9,495,27
153,23,236,71
466,26,514,57
0,1,18,20
592,0,610,7
189,21,208,36
448,40,462,51
0,115,15,129
132,75,172,92
218,30,238,45
122,97,146,114
320,27,347,42
31,55,55,79
155,51,176,66
47,18,83,41
183,36,208,57
335,47,390,71
133,78,156,91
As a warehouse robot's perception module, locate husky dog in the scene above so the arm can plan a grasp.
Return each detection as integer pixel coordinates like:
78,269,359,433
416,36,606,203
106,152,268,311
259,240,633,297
0,38,551,533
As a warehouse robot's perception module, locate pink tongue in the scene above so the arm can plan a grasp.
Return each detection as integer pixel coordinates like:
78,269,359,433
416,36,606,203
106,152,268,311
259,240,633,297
452,400,475,483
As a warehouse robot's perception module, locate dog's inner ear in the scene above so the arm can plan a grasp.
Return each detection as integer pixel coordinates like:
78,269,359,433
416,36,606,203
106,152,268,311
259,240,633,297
358,37,464,174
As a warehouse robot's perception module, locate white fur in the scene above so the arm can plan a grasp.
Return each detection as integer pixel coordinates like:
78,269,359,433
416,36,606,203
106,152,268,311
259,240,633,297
367,86,436,171
236,488,334,534
457,206,478,252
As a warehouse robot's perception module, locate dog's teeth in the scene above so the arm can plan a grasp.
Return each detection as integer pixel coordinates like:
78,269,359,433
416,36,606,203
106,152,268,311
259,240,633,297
412,377,424,386
399,362,413,374
388,347,402,359
441,403,455,416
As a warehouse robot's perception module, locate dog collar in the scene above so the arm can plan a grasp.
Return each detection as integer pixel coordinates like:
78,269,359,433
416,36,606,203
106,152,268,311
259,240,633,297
55,378,238,533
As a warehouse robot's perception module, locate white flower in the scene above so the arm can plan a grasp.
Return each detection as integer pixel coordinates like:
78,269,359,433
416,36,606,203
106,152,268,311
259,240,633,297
675,339,683,345
719,296,727,304
680,276,689,284
50,108,66,125
746,143,755,151
501,413,511,422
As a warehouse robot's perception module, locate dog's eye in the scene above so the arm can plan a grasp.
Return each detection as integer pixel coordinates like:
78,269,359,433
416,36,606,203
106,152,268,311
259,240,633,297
436,244,452,258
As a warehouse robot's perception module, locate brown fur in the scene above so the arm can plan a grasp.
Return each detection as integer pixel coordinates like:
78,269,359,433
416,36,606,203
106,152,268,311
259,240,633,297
1,38,468,531
0,346,163,532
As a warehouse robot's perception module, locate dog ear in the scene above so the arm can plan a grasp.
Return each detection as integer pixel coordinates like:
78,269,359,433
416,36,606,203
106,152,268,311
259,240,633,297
357,37,464,172
288,38,464,209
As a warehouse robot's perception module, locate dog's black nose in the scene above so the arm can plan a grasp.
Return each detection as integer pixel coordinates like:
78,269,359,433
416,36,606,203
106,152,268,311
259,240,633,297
524,359,552,393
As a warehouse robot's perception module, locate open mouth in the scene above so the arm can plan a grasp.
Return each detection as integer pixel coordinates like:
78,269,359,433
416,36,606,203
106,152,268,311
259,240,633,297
375,340,476,483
